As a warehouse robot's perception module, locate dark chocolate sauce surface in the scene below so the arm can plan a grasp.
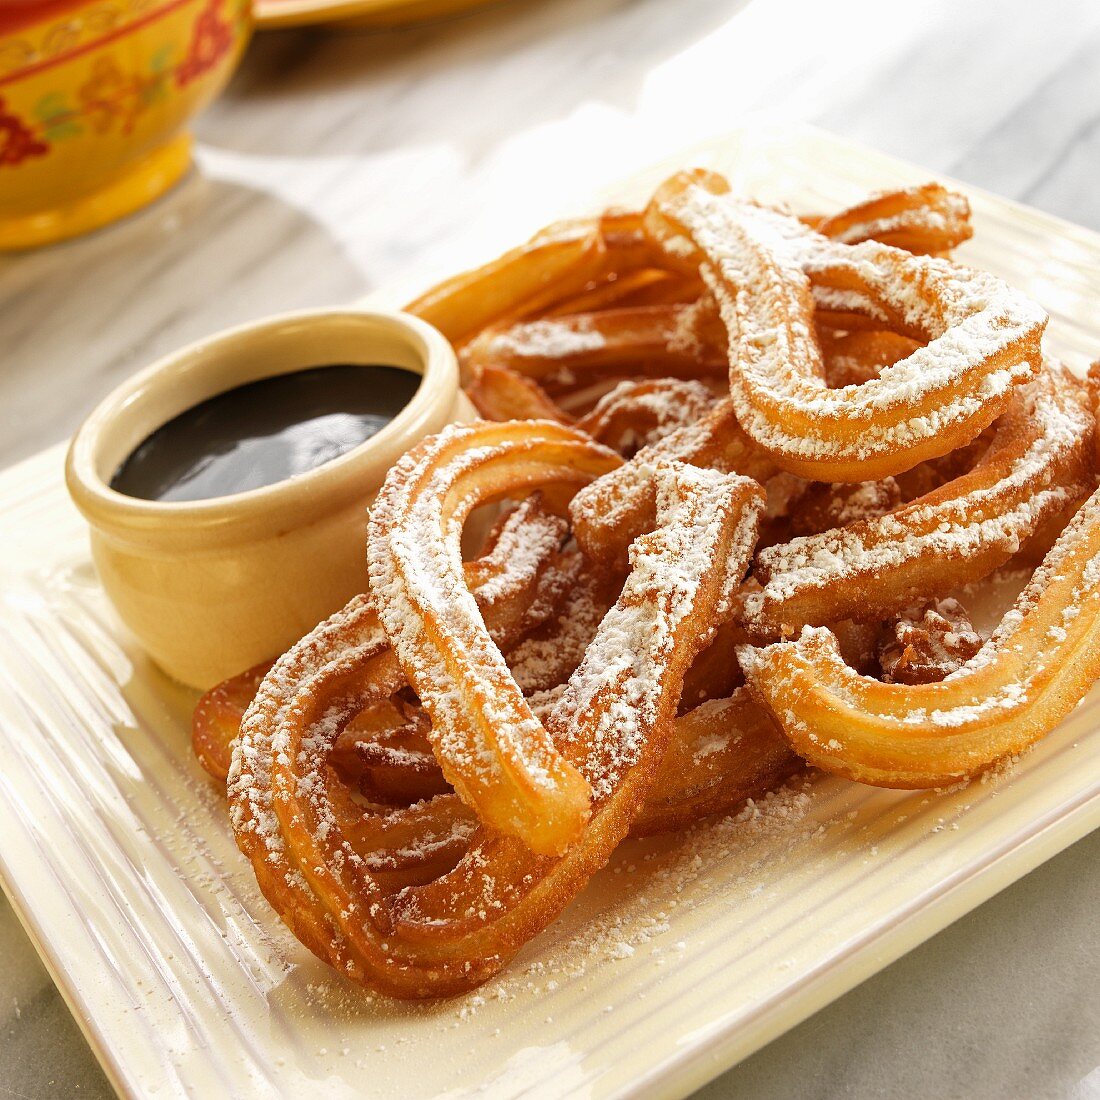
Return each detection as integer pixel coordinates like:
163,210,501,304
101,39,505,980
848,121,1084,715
110,364,421,503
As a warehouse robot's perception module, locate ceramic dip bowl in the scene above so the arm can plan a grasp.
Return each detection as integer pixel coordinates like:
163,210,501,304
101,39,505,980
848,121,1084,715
66,307,474,689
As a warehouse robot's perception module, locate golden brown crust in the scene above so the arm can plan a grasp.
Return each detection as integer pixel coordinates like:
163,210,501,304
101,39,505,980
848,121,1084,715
188,169,1100,1001
227,444,764,997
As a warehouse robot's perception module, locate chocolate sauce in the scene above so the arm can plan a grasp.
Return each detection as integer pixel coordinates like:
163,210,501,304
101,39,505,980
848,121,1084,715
110,364,421,503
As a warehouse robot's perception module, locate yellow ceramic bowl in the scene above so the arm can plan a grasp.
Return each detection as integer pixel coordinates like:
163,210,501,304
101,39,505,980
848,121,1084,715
0,0,251,250
65,308,475,689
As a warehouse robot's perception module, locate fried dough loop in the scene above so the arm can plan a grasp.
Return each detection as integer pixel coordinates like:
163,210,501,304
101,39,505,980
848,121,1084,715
190,168,1100,999
571,399,777,568
744,361,1095,631
644,169,1047,482
366,420,623,855
228,435,764,996
811,182,973,254
740,484,1100,787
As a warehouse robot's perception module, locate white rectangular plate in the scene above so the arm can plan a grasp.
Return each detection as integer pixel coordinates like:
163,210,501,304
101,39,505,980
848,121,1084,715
2,124,1099,1100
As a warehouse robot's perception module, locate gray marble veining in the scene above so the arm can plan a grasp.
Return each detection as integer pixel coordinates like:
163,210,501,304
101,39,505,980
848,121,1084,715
1,0,1099,1096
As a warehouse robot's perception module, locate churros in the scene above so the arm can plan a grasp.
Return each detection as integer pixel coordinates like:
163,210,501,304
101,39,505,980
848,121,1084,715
740,485,1100,787
229,461,763,996
189,166,1100,1000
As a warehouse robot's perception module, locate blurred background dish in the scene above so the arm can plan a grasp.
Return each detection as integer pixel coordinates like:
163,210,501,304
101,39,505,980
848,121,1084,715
0,0,250,250
253,0,504,30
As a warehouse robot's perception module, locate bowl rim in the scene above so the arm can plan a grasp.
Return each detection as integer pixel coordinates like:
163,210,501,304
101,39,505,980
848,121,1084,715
0,0,248,84
64,306,460,546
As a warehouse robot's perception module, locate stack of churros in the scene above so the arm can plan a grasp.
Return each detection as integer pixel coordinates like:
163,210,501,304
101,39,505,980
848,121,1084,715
193,170,1100,998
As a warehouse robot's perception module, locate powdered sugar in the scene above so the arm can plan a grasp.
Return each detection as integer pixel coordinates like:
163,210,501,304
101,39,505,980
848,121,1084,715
744,364,1091,628
553,464,763,799
816,182,972,250
494,317,606,359
577,378,714,454
366,426,619,841
741,484,1100,746
657,182,1046,469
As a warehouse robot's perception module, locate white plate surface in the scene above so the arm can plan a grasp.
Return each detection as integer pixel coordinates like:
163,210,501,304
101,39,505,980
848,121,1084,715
1,125,1099,1100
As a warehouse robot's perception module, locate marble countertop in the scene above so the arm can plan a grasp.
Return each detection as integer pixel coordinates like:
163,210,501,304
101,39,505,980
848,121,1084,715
2,0,1100,1095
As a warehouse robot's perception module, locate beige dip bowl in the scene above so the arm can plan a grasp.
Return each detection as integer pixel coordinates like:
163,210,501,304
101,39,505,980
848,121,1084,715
65,308,473,690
